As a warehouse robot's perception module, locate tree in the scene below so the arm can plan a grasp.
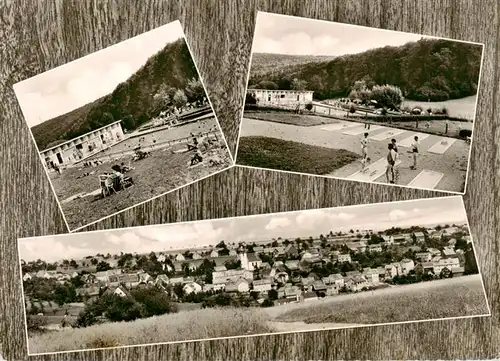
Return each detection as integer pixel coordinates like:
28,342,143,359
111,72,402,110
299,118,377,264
96,261,111,272
246,92,257,105
290,78,308,91
256,80,279,90
267,289,278,300
173,89,188,108
121,114,135,130
370,84,403,110
69,259,78,268
185,77,205,103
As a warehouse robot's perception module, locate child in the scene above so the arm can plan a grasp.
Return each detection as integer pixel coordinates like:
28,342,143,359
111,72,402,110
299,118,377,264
360,132,369,159
361,157,371,173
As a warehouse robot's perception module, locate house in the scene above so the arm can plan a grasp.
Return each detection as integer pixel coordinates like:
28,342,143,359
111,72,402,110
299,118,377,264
252,279,273,293
259,262,271,269
23,273,33,281
326,284,339,296
175,253,185,262
433,258,460,274
274,271,289,284
448,238,457,247
345,270,361,278
345,241,367,253
443,227,459,235
155,274,169,286
225,278,250,293
192,251,202,260
422,262,434,273
345,276,368,292
285,260,300,271
284,244,299,257
274,261,284,268
376,267,386,281
212,269,253,285
76,286,101,299
239,252,262,271
214,265,227,272
442,248,457,258
312,280,327,293
210,250,219,258
301,291,319,302
273,247,286,257
104,285,132,298
283,285,301,301
301,276,316,292
301,251,321,262
382,235,394,245
157,254,166,263
385,264,399,279
400,259,415,275
95,269,122,283
367,244,382,253
428,248,441,256
337,253,352,263
40,120,124,170
415,252,432,262
413,232,425,242
322,274,344,287
253,246,264,253
183,282,203,295
248,88,314,109
363,268,380,284
116,273,141,288
169,276,185,284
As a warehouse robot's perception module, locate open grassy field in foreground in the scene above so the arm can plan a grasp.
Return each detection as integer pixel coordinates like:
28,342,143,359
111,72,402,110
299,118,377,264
244,111,340,126
52,144,231,229
236,136,359,175
27,275,488,354
273,275,489,325
28,307,273,354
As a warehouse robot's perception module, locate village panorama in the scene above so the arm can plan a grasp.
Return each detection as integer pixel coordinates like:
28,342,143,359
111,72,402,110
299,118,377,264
20,199,489,354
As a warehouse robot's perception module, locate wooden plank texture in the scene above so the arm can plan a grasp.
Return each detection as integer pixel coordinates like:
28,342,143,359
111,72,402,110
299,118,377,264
1,0,500,360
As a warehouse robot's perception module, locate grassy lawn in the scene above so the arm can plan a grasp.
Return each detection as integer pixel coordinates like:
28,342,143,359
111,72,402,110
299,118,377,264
52,144,231,229
275,276,488,325
244,111,340,126
402,95,477,121
236,136,360,175
28,307,272,354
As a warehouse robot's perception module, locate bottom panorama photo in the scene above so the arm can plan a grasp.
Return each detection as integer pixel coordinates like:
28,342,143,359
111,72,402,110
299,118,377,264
18,196,490,355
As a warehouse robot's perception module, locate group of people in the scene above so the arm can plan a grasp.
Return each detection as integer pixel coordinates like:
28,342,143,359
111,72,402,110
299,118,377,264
360,132,420,184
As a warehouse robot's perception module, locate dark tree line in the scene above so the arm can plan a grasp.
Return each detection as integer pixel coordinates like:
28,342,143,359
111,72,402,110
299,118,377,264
33,38,204,150
249,38,482,102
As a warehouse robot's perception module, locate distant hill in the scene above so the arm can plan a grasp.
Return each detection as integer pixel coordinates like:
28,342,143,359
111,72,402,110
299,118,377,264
32,38,201,151
250,53,338,77
248,38,482,102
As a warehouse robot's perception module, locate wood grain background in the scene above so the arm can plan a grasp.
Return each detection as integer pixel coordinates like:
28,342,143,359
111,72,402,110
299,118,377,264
1,0,499,360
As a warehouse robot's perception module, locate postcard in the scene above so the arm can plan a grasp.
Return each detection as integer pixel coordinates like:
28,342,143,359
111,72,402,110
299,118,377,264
18,196,489,355
13,20,233,231
235,12,484,194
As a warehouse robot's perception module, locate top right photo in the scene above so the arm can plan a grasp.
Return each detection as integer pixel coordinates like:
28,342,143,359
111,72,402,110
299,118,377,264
236,12,484,194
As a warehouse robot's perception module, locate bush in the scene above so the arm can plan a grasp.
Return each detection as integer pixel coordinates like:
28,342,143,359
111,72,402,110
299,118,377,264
27,315,48,333
261,298,274,307
349,104,357,113
371,84,403,109
305,102,313,111
245,92,257,105
459,129,472,138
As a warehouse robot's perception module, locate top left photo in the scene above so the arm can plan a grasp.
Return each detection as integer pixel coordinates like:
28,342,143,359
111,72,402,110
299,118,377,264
14,20,233,232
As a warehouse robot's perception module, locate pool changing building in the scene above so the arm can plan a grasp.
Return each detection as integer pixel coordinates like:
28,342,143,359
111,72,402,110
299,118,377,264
40,120,124,170
247,88,314,109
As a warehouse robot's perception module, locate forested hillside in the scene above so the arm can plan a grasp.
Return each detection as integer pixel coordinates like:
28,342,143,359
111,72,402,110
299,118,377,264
248,38,482,102
33,38,205,151
250,53,338,77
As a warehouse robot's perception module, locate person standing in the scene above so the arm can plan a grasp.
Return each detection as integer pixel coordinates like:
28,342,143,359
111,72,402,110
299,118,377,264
360,132,369,159
445,119,449,134
385,143,396,184
409,136,420,170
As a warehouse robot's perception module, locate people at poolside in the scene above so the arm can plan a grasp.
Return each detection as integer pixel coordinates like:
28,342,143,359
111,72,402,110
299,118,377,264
385,143,397,184
409,136,420,170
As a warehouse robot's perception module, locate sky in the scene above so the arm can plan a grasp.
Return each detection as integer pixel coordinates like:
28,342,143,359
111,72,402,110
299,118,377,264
19,197,469,262
252,12,426,56
13,20,185,128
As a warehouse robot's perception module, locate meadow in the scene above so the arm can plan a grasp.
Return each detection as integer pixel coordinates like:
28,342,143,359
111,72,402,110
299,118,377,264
28,307,273,354
244,111,339,127
27,275,488,354
236,136,359,174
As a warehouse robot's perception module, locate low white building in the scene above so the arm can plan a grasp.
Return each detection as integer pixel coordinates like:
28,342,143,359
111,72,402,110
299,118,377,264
183,282,203,295
252,279,273,293
40,120,124,170
248,88,314,109
400,259,415,275
337,253,352,263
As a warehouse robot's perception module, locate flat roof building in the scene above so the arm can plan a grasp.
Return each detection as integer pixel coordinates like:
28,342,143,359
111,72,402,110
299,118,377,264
247,88,314,109
40,120,124,170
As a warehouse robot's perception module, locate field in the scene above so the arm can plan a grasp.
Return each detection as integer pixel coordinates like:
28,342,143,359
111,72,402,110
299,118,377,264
402,95,477,121
244,111,339,127
236,136,360,174
52,135,231,229
28,307,273,354
27,276,488,354
271,275,488,325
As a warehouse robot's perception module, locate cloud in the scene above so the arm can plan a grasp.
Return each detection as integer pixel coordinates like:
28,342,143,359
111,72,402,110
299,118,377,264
389,209,407,221
265,217,292,230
